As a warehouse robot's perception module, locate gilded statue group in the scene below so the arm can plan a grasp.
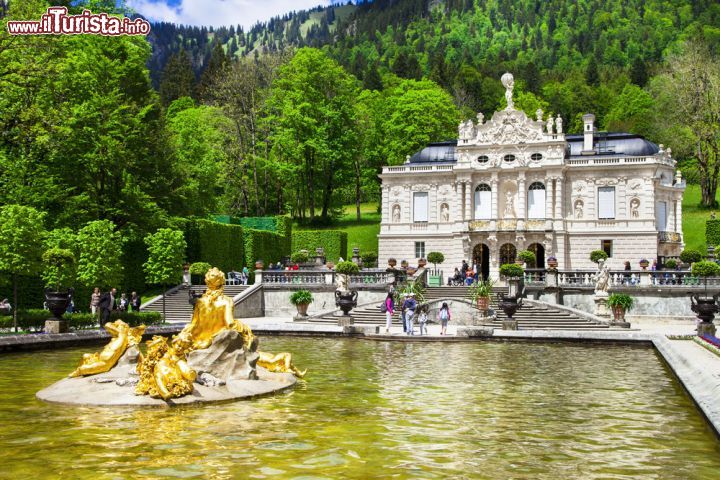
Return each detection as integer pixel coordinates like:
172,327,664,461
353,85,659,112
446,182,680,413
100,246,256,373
69,267,305,401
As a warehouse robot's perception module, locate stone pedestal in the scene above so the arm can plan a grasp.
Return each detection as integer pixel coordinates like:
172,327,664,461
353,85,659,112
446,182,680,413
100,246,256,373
697,322,717,337
639,271,651,287
338,316,354,327
44,319,68,334
594,295,610,319
611,320,631,329
502,319,518,330
545,270,558,288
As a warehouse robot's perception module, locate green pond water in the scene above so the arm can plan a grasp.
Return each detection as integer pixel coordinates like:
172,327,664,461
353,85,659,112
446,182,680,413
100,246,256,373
0,338,719,479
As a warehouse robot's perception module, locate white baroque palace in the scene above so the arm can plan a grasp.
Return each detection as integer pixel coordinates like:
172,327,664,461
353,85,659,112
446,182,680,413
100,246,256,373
378,73,685,278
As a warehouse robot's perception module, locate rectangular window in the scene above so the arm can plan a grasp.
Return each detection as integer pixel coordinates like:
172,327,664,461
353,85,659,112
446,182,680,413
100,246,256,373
413,192,428,222
602,240,613,257
474,189,491,220
657,201,667,231
598,187,615,219
415,242,425,259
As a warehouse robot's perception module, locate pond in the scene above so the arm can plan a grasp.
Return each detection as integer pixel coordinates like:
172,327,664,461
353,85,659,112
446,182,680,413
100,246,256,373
0,338,719,479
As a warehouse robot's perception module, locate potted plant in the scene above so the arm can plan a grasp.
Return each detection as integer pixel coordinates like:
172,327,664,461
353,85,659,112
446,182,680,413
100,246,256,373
400,259,409,269
334,261,360,316
468,279,495,311
189,262,212,285
680,249,703,266
590,250,609,264
607,293,634,322
41,247,76,332
499,263,524,279
289,289,313,317
426,252,445,286
517,250,536,267
547,256,558,269
639,258,650,270
387,258,397,268
254,259,265,270
418,258,428,268
664,259,678,270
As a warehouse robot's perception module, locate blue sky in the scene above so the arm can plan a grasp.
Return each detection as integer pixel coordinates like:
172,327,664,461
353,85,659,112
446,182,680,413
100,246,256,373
125,0,351,28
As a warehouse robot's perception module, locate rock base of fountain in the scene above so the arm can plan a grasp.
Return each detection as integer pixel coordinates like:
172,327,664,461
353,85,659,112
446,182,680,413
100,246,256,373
37,329,295,407
44,320,68,334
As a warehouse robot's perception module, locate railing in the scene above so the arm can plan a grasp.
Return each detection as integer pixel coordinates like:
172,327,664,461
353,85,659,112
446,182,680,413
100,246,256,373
258,269,397,287
565,155,674,167
524,269,546,285
556,270,720,289
383,164,454,174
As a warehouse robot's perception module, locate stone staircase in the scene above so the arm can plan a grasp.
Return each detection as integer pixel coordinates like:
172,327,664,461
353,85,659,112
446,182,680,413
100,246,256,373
310,286,611,330
142,285,249,324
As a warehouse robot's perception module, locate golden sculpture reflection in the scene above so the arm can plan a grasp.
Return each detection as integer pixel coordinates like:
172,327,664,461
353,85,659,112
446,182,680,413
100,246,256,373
258,351,306,378
69,320,145,378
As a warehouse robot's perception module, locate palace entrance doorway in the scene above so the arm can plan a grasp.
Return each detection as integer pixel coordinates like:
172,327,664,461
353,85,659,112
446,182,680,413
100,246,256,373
472,243,490,280
499,243,517,265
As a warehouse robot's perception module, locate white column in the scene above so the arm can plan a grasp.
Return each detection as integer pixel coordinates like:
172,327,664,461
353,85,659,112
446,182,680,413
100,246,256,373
545,177,554,220
676,196,683,233
465,181,472,221
491,178,499,219
554,178,563,220
382,186,389,224
518,175,526,220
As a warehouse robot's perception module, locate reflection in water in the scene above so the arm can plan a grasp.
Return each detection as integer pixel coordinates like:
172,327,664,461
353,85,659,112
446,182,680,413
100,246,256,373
0,339,719,479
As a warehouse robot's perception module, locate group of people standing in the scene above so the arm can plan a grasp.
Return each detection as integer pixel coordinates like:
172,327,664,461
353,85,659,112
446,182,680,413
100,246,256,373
90,288,141,323
448,259,481,286
383,291,451,336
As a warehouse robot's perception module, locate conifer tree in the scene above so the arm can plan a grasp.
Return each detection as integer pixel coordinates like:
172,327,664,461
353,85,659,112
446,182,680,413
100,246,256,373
159,51,196,106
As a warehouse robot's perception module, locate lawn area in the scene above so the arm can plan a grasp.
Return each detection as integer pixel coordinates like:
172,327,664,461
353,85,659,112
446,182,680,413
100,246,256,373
293,203,380,258
682,184,717,252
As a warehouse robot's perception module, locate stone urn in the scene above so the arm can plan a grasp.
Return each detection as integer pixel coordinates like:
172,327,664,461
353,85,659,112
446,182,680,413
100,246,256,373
498,292,522,330
388,258,397,268
255,260,264,270
335,290,358,317
691,293,719,336
44,288,73,334
476,297,490,312
295,303,310,317
639,259,650,271
547,257,558,269
612,306,626,322
418,258,427,268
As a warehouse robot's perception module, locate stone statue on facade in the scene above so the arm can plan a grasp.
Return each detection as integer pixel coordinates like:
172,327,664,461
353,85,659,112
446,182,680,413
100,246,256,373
574,200,584,219
546,115,554,135
501,72,514,110
555,114,563,134
441,203,449,222
593,259,610,296
536,109,543,122
504,190,516,218
392,204,401,223
459,120,475,141
630,198,640,218
477,112,485,126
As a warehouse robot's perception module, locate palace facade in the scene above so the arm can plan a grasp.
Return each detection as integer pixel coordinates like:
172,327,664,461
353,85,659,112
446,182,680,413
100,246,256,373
378,73,685,278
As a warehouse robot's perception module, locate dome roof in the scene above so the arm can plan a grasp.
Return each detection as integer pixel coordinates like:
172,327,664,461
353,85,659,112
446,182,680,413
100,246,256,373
408,141,457,163
566,133,659,157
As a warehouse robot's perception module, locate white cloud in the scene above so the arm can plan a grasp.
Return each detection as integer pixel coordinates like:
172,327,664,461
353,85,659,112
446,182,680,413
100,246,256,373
126,0,335,28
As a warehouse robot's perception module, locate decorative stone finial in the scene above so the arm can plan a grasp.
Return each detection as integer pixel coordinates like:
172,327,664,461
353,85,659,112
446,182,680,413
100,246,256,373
555,114,563,134
405,155,411,164
477,112,484,125
501,72,515,110
546,115,554,135
536,109,543,122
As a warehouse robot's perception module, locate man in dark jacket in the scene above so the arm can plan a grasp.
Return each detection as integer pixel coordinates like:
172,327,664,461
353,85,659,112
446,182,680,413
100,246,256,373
98,288,117,326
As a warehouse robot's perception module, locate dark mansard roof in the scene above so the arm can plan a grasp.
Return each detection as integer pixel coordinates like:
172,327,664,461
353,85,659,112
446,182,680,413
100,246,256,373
406,133,658,164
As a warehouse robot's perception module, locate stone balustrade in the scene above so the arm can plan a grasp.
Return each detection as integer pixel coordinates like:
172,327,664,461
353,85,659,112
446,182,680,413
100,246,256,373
256,269,399,288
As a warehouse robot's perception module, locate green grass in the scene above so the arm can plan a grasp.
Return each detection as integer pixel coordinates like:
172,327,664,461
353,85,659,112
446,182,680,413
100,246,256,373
682,184,718,252
294,203,380,258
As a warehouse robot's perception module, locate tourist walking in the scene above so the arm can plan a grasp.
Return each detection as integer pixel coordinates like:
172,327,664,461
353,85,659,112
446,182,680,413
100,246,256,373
118,293,129,311
182,263,191,287
130,292,141,312
418,307,428,335
90,287,101,315
383,291,394,334
403,293,417,335
438,302,451,335
98,288,117,325
400,293,408,332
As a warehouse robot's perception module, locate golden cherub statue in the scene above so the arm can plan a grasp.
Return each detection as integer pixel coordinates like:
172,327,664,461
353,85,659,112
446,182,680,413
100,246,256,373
135,335,196,400
69,320,145,377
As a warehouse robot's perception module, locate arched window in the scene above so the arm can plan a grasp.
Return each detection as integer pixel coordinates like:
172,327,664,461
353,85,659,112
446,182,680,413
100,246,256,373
474,184,492,220
503,154,516,163
527,182,546,219
500,244,517,265
477,155,489,164
531,153,543,162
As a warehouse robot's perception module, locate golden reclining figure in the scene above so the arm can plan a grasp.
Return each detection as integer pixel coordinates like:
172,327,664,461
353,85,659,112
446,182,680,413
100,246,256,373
69,320,145,378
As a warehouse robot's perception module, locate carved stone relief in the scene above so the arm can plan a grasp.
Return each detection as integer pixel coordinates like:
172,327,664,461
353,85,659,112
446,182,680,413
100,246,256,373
630,198,640,218
392,204,401,223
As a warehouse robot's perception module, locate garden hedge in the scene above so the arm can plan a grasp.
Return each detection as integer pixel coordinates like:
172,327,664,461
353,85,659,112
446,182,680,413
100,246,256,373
292,230,348,262
183,219,245,271
244,228,287,268
0,310,163,332
707,220,720,249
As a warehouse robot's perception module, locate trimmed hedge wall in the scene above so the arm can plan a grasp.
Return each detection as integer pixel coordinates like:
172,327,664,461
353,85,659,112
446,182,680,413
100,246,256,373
183,219,245,271
707,220,720,248
0,310,163,332
292,231,348,262
245,229,287,267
